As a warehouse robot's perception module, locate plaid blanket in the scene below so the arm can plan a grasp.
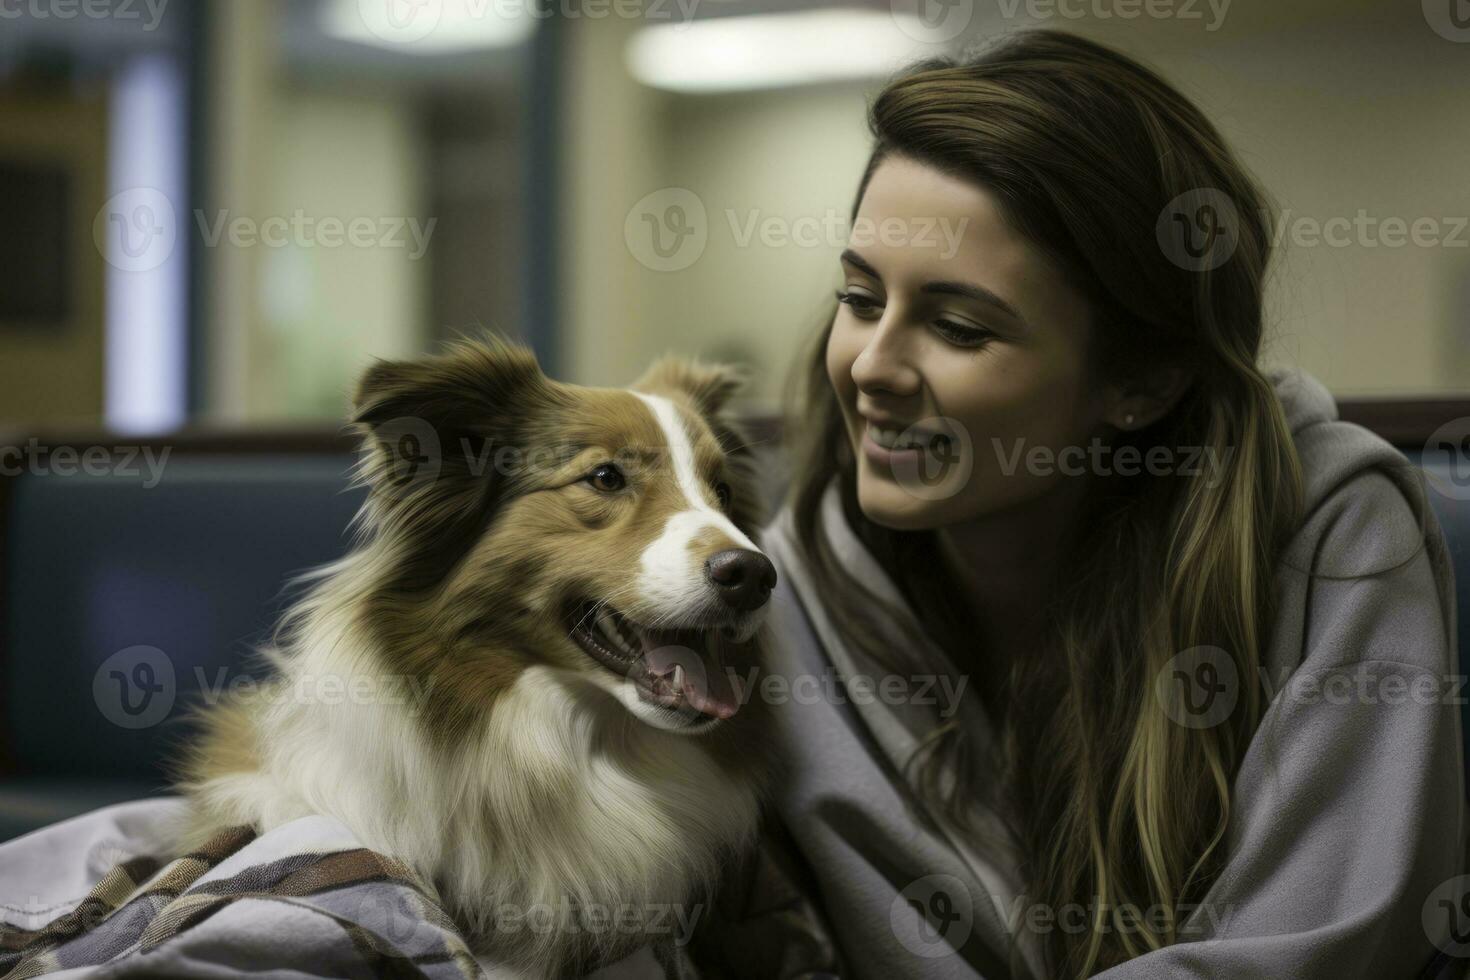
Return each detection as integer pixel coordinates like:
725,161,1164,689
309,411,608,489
0,799,663,979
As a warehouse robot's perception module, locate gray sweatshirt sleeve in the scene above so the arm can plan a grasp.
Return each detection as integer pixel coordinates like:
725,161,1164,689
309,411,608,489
1094,470,1465,980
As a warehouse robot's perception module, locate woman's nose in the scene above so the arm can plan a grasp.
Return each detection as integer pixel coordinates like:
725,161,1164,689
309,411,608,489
850,319,921,397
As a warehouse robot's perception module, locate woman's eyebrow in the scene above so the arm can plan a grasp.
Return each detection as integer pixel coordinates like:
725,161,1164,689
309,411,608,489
921,280,1026,325
839,248,880,278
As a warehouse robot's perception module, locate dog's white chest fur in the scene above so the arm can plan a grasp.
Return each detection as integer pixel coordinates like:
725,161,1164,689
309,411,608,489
194,646,760,976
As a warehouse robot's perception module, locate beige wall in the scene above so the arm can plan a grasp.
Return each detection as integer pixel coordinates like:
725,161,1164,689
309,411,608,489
657,84,872,408
1106,12,1470,396
200,0,275,423
201,0,430,423
560,13,669,392
251,90,429,418
559,5,1470,411
560,16,869,407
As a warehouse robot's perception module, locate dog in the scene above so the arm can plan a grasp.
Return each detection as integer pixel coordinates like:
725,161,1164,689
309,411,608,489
174,338,774,977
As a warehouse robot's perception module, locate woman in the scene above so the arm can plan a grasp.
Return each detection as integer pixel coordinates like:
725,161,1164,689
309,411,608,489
753,28,1463,980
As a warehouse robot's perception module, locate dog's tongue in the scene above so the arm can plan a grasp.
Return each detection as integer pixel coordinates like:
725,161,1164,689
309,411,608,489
639,631,740,719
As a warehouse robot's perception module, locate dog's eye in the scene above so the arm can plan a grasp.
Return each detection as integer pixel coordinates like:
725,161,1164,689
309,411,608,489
587,464,626,493
714,482,732,509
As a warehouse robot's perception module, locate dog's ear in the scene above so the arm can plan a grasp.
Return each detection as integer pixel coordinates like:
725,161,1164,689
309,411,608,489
350,337,551,592
353,336,545,433
633,356,746,419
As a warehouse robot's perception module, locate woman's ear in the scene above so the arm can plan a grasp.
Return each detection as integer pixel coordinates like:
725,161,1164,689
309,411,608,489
633,355,747,418
1104,366,1194,431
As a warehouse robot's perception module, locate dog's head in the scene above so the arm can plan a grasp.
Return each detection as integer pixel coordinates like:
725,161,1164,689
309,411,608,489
348,338,773,738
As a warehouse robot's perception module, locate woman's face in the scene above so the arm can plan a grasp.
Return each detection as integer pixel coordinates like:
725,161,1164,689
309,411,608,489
827,154,1114,531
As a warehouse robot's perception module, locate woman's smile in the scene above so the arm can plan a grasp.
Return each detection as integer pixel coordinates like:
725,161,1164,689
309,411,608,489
860,418,953,469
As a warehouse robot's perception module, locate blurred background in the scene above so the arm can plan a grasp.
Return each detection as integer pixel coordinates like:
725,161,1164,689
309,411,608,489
1,0,1468,431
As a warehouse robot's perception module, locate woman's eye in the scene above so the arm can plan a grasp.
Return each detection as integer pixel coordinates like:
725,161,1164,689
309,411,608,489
714,481,732,509
834,289,881,319
587,464,626,492
933,318,992,349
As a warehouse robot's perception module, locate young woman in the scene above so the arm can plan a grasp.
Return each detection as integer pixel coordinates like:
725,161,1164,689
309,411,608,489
754,29,1463,980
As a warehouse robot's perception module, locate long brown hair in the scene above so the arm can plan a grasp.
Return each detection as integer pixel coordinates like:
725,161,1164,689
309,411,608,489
787,29,1303,978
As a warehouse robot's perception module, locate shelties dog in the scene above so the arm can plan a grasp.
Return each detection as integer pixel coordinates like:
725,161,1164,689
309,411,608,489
174,338,774,977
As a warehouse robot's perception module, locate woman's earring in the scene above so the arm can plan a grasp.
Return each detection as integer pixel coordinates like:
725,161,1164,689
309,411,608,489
1123,413,1136,428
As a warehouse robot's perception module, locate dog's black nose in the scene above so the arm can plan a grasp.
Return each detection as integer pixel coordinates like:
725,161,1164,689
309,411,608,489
705,549,777,612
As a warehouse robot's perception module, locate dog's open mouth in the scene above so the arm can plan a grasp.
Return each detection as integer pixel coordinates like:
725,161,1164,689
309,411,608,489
566,601,741,720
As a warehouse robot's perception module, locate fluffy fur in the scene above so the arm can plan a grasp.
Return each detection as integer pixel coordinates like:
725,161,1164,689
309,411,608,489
173,338,772,977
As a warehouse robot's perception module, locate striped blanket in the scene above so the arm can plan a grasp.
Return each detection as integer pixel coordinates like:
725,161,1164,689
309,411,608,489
0,799,673,979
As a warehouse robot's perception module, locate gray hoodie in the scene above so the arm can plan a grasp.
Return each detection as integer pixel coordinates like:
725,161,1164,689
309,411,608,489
757,369,1464,979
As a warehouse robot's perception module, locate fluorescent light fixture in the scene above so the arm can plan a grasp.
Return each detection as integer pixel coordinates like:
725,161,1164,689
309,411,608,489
626,8,949,94
321,0,534,54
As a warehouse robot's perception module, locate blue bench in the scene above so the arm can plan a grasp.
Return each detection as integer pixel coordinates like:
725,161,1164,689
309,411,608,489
0,434,363,840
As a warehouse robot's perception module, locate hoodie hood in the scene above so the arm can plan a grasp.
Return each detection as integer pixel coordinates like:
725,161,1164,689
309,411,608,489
1268,367,1444,583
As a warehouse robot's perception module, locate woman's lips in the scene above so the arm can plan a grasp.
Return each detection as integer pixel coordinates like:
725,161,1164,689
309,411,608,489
860,424,925,470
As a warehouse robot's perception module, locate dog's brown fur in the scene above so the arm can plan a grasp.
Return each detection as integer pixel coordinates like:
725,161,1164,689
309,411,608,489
174,338,772,976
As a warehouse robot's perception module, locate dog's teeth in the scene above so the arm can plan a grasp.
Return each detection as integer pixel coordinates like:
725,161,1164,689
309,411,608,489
670,664,684,695
596,612,634,657
617,619,643,652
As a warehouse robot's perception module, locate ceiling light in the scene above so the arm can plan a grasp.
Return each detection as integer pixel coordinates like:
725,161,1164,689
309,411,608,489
321,0,535,55
626,8,951,94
